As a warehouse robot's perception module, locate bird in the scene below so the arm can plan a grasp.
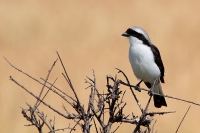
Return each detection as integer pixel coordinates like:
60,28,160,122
122,26,167,108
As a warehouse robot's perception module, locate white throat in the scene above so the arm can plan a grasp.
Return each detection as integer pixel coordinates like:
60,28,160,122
127,36,143,46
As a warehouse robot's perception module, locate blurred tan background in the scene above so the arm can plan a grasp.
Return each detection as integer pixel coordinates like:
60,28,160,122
1,1,200,133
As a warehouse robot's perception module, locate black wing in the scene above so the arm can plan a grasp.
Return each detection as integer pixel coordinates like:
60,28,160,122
150,44,165,83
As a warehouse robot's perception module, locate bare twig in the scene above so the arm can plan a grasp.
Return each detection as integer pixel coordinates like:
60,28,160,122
4,57,76,104
21,107,43,132
90,103,105,128
34,59,58,109
115,68,144,113
151,120,157,133
118,78,200,107
175,105,191,133
40,78,76,102
37,78,58,108
120,118,139,124
111,122,122,133
10,76,80,120
164,96,200,106
93,118,99,133
120,90,126,104
146,111,176,116
4,56,43,84
134,77,159,132
49,126,76,133
134,96,152,132
26,103,54,132
62,104,71,115
56,51,80,105
69,119,81,133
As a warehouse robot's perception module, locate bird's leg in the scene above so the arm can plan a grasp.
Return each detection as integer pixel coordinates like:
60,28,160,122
148,84,155,96
135,80,143,92
148,89,153,96
148,77,159,96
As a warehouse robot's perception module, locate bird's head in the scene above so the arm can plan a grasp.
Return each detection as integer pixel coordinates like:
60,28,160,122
122,26,151,46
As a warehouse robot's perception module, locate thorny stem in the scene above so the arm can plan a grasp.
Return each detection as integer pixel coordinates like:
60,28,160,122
116,68,143,113
6,54,191,133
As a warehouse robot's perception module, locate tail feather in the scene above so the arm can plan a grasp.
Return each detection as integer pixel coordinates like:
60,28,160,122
153,94,167,108
153,82,167,108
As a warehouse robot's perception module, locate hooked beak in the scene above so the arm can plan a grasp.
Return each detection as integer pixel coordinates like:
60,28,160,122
122,32,129,37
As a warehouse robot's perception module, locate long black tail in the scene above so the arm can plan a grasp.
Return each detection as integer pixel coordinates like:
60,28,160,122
153,94,167,108
144,81,167,108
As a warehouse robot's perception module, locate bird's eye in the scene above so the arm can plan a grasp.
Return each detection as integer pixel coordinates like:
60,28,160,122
126,28,136,35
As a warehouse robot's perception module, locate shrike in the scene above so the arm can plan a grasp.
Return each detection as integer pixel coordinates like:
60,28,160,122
122,26,167,108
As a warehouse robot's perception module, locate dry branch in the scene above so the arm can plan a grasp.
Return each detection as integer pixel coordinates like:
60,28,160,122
5,53,198,133
56,51,81,105
34,59,58,109
118,79,200,106
175,105,191,133
10,76,81,120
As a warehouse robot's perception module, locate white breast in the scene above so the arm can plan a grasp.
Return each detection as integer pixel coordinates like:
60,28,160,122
129,43,160,84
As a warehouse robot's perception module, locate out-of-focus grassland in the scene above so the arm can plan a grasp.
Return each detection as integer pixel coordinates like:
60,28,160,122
1,1,200,132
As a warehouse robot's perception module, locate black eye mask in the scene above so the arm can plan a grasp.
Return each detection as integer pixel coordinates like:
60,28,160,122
126,28,151,46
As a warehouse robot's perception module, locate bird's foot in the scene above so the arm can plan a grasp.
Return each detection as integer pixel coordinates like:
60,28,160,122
135,80,142,92
148,89,154,96
135,85,141,92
